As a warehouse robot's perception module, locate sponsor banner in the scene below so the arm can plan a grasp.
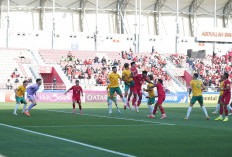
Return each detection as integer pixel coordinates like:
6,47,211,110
188,94,219,104
4,91,220,103
4,91,82,103
141,93,188,103
197,27,232,42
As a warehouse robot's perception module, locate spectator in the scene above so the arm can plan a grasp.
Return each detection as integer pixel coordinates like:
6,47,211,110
113,59,118,66
101,57,106,64
94,56,99,63
6,79,13,90
60,56,65,64
152,46,155,53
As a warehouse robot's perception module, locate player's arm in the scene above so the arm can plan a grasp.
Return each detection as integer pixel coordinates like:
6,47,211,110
220,84,230,91
64,87,72,95
188,85,193,97
14,88,19,97
122,73,125,81
149,84,157,89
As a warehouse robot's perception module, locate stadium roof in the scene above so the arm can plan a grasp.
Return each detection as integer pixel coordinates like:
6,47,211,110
0,0,230,16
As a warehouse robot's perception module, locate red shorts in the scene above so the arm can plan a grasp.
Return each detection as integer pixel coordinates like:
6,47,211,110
157,96,165,105
73,97,81,103
133,87,142,95
220,94,231,105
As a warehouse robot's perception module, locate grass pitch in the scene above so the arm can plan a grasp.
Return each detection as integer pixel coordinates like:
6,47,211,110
0,102,231,157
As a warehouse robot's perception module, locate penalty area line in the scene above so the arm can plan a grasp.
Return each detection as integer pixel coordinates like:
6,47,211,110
40,109,176,126
0,123,135,157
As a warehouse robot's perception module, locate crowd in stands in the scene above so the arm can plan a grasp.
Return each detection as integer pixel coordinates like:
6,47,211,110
170,52,232,88
60,48,171,86
5,68,33,90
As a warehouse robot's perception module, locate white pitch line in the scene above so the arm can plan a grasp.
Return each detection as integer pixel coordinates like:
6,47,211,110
0,123,135,157
40,109,176,126
22,124,156,128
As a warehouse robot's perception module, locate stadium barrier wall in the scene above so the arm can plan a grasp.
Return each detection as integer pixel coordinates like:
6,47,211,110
2,91,221,104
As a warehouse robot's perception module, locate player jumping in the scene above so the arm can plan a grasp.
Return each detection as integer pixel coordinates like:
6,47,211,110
147,79,167,119
107,86,121,114
24,79,42,116
215,73,231,121
65,80,83,114
127,62,138,110
13,80,29,115
122,63,135,110
185,73,209,120
132,71,155,112
143,75,156,115
107,67,127,113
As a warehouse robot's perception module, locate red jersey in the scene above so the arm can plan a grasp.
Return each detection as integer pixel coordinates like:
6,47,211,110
70,85,83,98
223,79,231,95
130,67,138,77
134,74,147,88
156,83,165,97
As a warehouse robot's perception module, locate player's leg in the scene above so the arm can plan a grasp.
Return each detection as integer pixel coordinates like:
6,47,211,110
77,100,82,114
127,89,133,107
223,95,230,121
157,97,166,119
132,92,137,111
199,96,209,119
108,88,116,114
117,87,127,107
13,97,21,115
212,95,221,114
215,97,224,120
147,97,155,114
223,103,229,121
149,103,158,118
113,98,121,114
72,99,76,114
124,83,129,110
136,93,142,112
21,98,27,114
25,96,36,116
185,96,196,120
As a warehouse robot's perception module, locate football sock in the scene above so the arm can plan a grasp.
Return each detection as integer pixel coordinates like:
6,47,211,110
225,116,228,119
219,115,223,118
225,107,228,116
122,97,127,106
73,104,75,109
220,106,223,115
22,104,27,113
153,107,157,115
215,104,220,112
137,99,142,107
14,103,20,113
159,106,165,115
186,107,192,118
132,97,137,106
79,104,82,111
148,105,153,114
109,99,113,108
201,106,208,117
27,103,35,111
